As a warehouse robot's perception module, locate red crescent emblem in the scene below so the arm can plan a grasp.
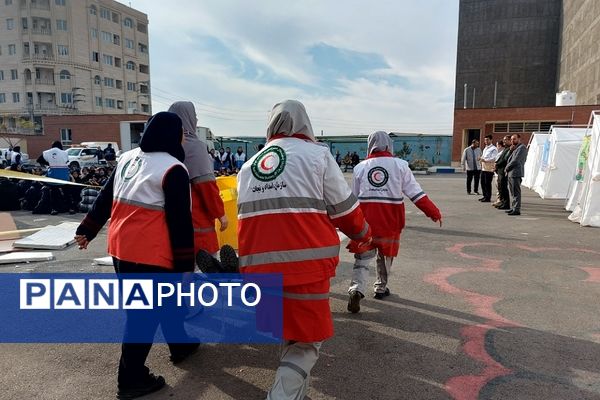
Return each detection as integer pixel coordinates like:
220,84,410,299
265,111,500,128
373,171,382,181
260,155,275,171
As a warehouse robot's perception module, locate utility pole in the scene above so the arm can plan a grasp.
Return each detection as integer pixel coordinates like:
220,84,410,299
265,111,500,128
463,83,467,109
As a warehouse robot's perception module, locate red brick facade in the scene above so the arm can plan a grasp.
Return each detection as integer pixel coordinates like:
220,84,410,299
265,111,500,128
22,114,149,159
452,105,600,163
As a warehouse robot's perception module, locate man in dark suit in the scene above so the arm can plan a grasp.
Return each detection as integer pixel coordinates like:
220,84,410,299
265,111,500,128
493,135,512,210
505,134,528,216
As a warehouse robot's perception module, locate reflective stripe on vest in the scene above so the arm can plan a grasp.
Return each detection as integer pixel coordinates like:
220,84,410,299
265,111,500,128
239,245,340,268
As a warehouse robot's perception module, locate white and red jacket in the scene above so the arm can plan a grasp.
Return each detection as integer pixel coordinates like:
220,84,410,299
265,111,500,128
237,136,371,287
351,152,441,256
108,148,188,269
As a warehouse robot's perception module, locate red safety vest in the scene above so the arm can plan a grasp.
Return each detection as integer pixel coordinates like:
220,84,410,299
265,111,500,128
108,148,187,269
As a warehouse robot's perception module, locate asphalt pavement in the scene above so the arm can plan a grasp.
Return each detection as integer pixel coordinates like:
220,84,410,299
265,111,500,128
1,173,600,400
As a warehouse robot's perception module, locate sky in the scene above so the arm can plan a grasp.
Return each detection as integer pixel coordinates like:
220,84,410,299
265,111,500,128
122,0,459,137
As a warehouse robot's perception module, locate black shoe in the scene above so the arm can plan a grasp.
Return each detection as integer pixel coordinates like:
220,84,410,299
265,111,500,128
170,343,200,364
117,373,166,400
219,245,239,273
347,290,363,313
481,199,491,203
195,250,222,273
505,209,513,213
507,210,521,216
373,288,391,300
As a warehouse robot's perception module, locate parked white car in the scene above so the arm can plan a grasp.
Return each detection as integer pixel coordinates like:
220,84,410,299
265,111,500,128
66,147,105,169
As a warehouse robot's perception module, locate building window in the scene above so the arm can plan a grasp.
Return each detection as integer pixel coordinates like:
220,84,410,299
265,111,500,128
55,0,65,5
90,5,96,15
10,69,18,79
137,23,147,33
138,43,148,54
0,94,5,104
59,70,70,80
139,64,149,74
113,34,120,46
103,77,114,87
12,92,20,103
60,92,72,104
114,57,121,68
8,44,16,55
123,17,133,28
111,12,119,23
102,54,113,65
56,19,67,31
57,45,68,56
126,61,136,70
115,79,122,89
0,71,4,80
127,101,135,110
117,100,123,109
90,28,97,38
22,17,28,29
127,82,136,91
104,98,115,108
60,128,72,145
141,104,149,113
5,0,13,5
94,75,101,85
101,31,112,42
100,7,110,20
125,38,134,49
6,18,14,30
95,96,102,107
91,51,99,62
139,84,148,94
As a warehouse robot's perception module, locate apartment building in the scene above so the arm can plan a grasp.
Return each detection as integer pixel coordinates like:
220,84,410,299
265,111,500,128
0,0,151,135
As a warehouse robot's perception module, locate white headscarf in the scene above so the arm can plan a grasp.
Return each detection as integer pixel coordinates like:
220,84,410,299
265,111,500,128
168,101,214,180
367,131,394,155
266,100,315,142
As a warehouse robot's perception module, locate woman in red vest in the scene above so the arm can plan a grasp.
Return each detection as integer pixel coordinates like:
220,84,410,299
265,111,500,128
75,112,197,399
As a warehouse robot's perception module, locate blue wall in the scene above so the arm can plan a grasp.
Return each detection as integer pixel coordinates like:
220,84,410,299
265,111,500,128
215,135,452,166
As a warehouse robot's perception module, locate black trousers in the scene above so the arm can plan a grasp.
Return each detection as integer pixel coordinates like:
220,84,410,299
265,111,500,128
113,258,189,385
466,170,481,193
497,171,510,207
480,171,494,201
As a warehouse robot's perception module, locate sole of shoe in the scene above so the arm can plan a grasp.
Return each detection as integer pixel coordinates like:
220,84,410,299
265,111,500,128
347,291,362,313
196,250,220,273
219,245,239,273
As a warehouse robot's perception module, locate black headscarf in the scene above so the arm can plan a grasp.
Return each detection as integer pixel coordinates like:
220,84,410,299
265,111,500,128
139,112,185,162
51,141,63,150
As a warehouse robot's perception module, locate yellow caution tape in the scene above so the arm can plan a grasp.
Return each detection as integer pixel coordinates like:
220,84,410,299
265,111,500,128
0,169,100,188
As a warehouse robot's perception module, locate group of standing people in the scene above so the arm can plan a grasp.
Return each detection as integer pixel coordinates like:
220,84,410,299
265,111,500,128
461,134,528,215
73,99,443,400
210,146,246,175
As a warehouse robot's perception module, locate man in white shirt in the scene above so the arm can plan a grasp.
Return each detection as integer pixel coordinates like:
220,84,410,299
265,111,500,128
479,135,498,203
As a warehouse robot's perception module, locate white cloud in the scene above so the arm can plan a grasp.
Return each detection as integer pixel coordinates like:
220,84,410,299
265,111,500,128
124,0,458,136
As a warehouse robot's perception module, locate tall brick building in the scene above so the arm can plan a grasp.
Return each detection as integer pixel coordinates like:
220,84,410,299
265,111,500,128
452,0,600,163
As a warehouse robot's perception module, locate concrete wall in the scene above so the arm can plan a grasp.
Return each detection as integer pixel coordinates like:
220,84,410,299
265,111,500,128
454,0,561,109
558,0,600,105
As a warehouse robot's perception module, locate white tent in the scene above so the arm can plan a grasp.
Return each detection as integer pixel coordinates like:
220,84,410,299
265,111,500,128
565,135,591,211
522,132,549,189
569,111,600,227
534,126,588,199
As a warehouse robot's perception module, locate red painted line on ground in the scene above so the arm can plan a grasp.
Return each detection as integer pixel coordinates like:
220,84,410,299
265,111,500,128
426,243,600,399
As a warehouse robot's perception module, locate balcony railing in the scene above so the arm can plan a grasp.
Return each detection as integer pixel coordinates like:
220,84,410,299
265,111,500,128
35,78,55,85
22,53,54,61
31,28,52,35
